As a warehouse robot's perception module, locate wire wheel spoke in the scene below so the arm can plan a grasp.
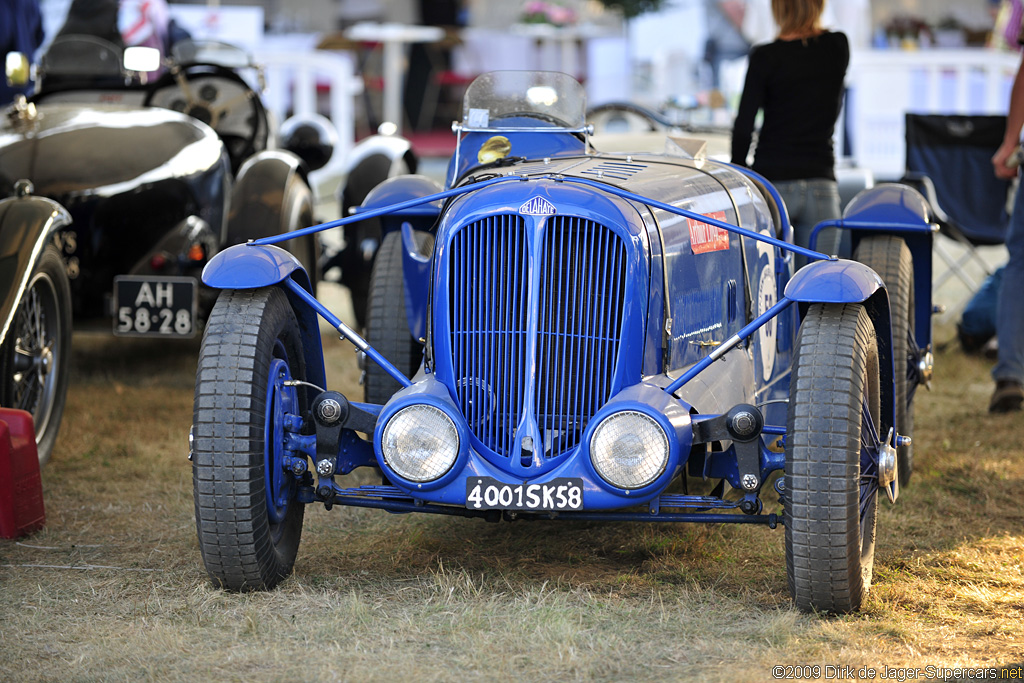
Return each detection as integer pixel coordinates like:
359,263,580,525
11,287,54,414
860,398,881,521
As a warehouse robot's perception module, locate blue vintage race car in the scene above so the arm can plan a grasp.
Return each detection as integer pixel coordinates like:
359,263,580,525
192,71,935,613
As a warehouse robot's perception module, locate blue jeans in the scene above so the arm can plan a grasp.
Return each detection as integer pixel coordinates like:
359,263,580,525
993,185,1024,384
773,179,844,269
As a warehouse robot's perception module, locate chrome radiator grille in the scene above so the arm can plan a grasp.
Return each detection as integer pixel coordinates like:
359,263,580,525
448,214,627,459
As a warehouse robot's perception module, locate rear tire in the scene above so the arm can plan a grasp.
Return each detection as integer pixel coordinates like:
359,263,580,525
0,246,72,467
854,235,914,487
192,287,307,591
786,303,880,613
363,230,422,405
338,153,393,328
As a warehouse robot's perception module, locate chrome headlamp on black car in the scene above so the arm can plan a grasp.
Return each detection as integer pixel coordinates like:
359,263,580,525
191,70,935,615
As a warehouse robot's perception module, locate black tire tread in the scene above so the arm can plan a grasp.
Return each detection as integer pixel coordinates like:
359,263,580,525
192,287,305,591
786,303,879,613
854,235,914,486
363,230,423,404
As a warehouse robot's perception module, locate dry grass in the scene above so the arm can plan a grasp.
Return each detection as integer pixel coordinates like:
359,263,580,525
2,302,1023,681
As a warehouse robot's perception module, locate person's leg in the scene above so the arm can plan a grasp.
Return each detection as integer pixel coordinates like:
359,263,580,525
805,179,843,258
991,185,1024,411
774,180,808,268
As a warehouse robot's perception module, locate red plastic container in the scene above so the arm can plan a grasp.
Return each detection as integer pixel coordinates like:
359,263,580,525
0,408,46,539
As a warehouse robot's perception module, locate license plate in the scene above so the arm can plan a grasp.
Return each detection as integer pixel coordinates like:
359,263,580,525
114,276,197,337
466,477,584,511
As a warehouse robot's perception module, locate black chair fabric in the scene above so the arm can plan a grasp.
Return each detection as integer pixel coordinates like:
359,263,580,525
904,113,1011,246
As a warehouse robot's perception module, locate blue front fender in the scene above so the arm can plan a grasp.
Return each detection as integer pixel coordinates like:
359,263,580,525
785,258,896,454
202,243,310,290
784,259,883,303
201,242,325,389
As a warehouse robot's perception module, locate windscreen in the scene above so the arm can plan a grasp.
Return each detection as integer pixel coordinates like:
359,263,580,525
461,71,586,129
40,36,123,77
170,40,253,69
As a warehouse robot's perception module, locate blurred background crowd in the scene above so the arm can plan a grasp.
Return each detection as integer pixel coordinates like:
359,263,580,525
6,0,1020,142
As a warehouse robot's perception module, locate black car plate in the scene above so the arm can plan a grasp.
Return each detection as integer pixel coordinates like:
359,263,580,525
466,477,584,511
113,275,197,338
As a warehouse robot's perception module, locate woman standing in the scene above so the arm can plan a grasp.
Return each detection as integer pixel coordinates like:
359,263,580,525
730,0,849,267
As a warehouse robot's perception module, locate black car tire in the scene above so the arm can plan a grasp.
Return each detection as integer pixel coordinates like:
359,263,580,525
192,287,307,591
785,303,880,613
854,235,915,487
337,153,399,328
0,245,72,467
363,230,423,405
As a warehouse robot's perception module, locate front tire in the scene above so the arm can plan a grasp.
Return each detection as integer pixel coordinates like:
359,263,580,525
192,287,307,591
854,235,914,487
786,303,881,613
0,246,72,467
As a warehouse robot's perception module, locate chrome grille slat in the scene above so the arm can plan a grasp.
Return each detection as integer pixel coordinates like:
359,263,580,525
448,213,626,460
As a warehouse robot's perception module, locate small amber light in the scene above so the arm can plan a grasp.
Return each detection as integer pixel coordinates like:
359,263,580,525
188,244,206,262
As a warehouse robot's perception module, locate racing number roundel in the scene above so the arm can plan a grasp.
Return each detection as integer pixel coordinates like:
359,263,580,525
755,237,777,383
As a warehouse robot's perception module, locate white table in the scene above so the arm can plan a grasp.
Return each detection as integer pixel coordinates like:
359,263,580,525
344,22,445,133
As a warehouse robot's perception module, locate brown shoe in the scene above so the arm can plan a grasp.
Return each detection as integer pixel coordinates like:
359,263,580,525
989,380,1024,413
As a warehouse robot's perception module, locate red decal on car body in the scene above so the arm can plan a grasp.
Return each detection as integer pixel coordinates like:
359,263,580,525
687,211,730,254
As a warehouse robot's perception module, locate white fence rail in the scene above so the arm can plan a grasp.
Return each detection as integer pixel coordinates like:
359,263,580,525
846,49,1020,179
255,49,364,188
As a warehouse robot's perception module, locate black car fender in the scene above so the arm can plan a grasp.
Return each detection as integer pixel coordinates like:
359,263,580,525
337,132,419,215
225,150,311,245
225,150,318,286
0,192,72,346
335,133,420,257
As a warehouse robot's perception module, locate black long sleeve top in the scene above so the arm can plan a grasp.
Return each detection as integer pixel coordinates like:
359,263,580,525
730,31,850,181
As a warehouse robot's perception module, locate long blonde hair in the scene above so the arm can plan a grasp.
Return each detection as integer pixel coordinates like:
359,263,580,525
771,0,824,37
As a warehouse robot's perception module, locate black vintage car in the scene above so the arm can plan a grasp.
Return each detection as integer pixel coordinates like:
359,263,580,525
0,36,329,464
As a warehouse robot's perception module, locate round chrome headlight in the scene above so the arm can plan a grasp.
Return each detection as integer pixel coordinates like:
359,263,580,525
381,404,460,482
589,410,669,489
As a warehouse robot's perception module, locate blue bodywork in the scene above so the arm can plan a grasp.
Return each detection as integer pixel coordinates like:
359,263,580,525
202,75,934,526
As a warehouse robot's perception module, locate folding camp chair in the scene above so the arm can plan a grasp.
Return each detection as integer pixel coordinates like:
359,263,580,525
902,113,1012,318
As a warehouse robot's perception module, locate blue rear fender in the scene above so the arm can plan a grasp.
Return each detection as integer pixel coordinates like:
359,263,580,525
201,243,326,389
839,182,936,353
360,175,445,340
360,174,444,233
785,258,897,443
